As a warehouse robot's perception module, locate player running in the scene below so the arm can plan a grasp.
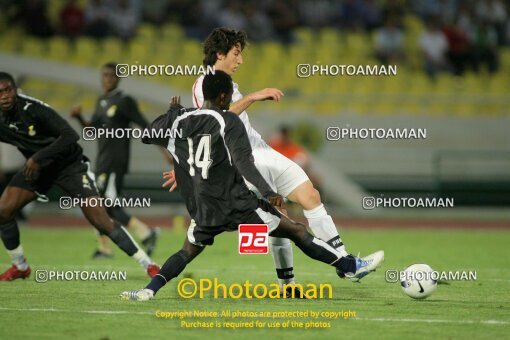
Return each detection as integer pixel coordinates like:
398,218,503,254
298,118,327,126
164,28,355,285
120,71,383,301
0,72,160,280
70,62,163,258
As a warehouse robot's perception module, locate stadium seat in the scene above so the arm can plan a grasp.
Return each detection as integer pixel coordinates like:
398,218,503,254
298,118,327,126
20,38,46,58
47,37,71,62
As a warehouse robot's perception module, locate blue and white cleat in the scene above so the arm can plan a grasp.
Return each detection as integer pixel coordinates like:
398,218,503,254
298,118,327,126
119,288,154,301
338,250,385,282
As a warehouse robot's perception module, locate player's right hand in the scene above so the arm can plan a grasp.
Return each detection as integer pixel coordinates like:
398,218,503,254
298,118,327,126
162,170,177,191
69,105,82,118
249,88,284,102
267,193,285,209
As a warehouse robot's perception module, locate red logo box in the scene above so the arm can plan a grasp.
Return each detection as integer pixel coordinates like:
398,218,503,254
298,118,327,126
238,224,269,254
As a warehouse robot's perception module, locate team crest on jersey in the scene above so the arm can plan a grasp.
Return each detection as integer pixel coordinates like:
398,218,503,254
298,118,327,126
82,175,92,190
106,105,117,117
28,125,36,136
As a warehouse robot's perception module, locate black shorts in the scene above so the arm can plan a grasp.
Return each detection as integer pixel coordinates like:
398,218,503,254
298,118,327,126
95,170,126,199
188,199,282,247
8,159,99,199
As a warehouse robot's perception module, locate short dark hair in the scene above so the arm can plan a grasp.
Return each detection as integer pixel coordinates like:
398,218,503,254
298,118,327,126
202,70,233,101
203,28,247,66
0,72,16,87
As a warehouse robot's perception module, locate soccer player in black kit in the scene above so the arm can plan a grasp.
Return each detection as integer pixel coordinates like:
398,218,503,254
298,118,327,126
70,62,160,258
120,71,383,301
0,72,160,281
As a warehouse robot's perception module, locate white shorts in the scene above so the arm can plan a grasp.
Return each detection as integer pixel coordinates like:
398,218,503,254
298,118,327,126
245,146,309,198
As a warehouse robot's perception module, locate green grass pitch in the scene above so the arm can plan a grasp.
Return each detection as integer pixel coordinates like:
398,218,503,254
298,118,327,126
0,226,509,339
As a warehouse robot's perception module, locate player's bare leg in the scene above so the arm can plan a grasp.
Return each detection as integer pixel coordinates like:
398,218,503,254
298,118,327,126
120,237,204,301
287,180,348,256
80,198,159,277
0,186,36,280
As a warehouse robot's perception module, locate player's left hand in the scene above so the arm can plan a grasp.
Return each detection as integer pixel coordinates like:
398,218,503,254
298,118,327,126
23,158,40,181
268,194,285,209
162,170,177,191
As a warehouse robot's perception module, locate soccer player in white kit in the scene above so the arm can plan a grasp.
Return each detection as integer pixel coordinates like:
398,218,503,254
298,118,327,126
164,28,381,286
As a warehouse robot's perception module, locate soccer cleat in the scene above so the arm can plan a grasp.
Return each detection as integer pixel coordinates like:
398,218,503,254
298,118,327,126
119,288,154,301
141,228,160,257
337,250,385,282
0,264,31,281
91,249,114,259
147,263,160,278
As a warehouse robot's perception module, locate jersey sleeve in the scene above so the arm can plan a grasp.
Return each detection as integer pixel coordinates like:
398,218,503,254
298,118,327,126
192,77,204,108
141,105,181,147
30,104,80,167
121,96,148,128
223,112,276,199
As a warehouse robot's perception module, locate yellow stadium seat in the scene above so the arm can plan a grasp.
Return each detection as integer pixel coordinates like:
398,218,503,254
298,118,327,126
47,37,71,61
99,38,125,64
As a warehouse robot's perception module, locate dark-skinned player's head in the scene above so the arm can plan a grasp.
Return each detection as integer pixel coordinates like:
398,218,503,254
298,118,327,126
202,70,233,111
203,28,247,75
0,72,18,112
101,62,120,93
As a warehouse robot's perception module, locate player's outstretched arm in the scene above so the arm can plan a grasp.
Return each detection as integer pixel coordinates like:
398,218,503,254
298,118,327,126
228,88,284,115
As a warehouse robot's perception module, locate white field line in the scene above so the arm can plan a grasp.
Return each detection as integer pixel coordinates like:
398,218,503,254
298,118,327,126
0,307,508,325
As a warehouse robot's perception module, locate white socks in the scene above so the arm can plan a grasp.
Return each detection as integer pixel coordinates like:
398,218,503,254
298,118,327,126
303,204,348,257
269,236,296,286
7,245,28,271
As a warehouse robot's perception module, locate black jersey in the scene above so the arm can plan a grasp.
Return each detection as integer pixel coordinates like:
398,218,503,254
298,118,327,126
90,89,147,173
0,94,83,170
142,105,277,227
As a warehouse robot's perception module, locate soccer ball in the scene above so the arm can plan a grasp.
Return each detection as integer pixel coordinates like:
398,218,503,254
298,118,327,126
400,263,437,299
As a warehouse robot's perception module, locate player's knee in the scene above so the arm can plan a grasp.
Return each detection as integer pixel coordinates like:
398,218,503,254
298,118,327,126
0,202,16,224
283,221,308,244
85,210,114,234
294,183,322,208
307,187,322,206
182,242,203,260
294,222,309,240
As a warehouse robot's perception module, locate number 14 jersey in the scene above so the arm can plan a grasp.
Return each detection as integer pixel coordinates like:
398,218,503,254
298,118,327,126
142,105,276,227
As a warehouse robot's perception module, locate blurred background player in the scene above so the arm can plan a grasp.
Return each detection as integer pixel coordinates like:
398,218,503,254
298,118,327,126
189,28,351,286
0,72,159,280
70,62,163,258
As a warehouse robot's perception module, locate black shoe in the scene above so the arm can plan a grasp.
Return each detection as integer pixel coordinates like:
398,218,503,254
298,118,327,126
141,228,159,257
91,249,114,259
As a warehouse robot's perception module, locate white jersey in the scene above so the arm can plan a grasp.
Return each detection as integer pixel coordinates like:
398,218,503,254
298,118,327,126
192,75,309,197
192,75,270,152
